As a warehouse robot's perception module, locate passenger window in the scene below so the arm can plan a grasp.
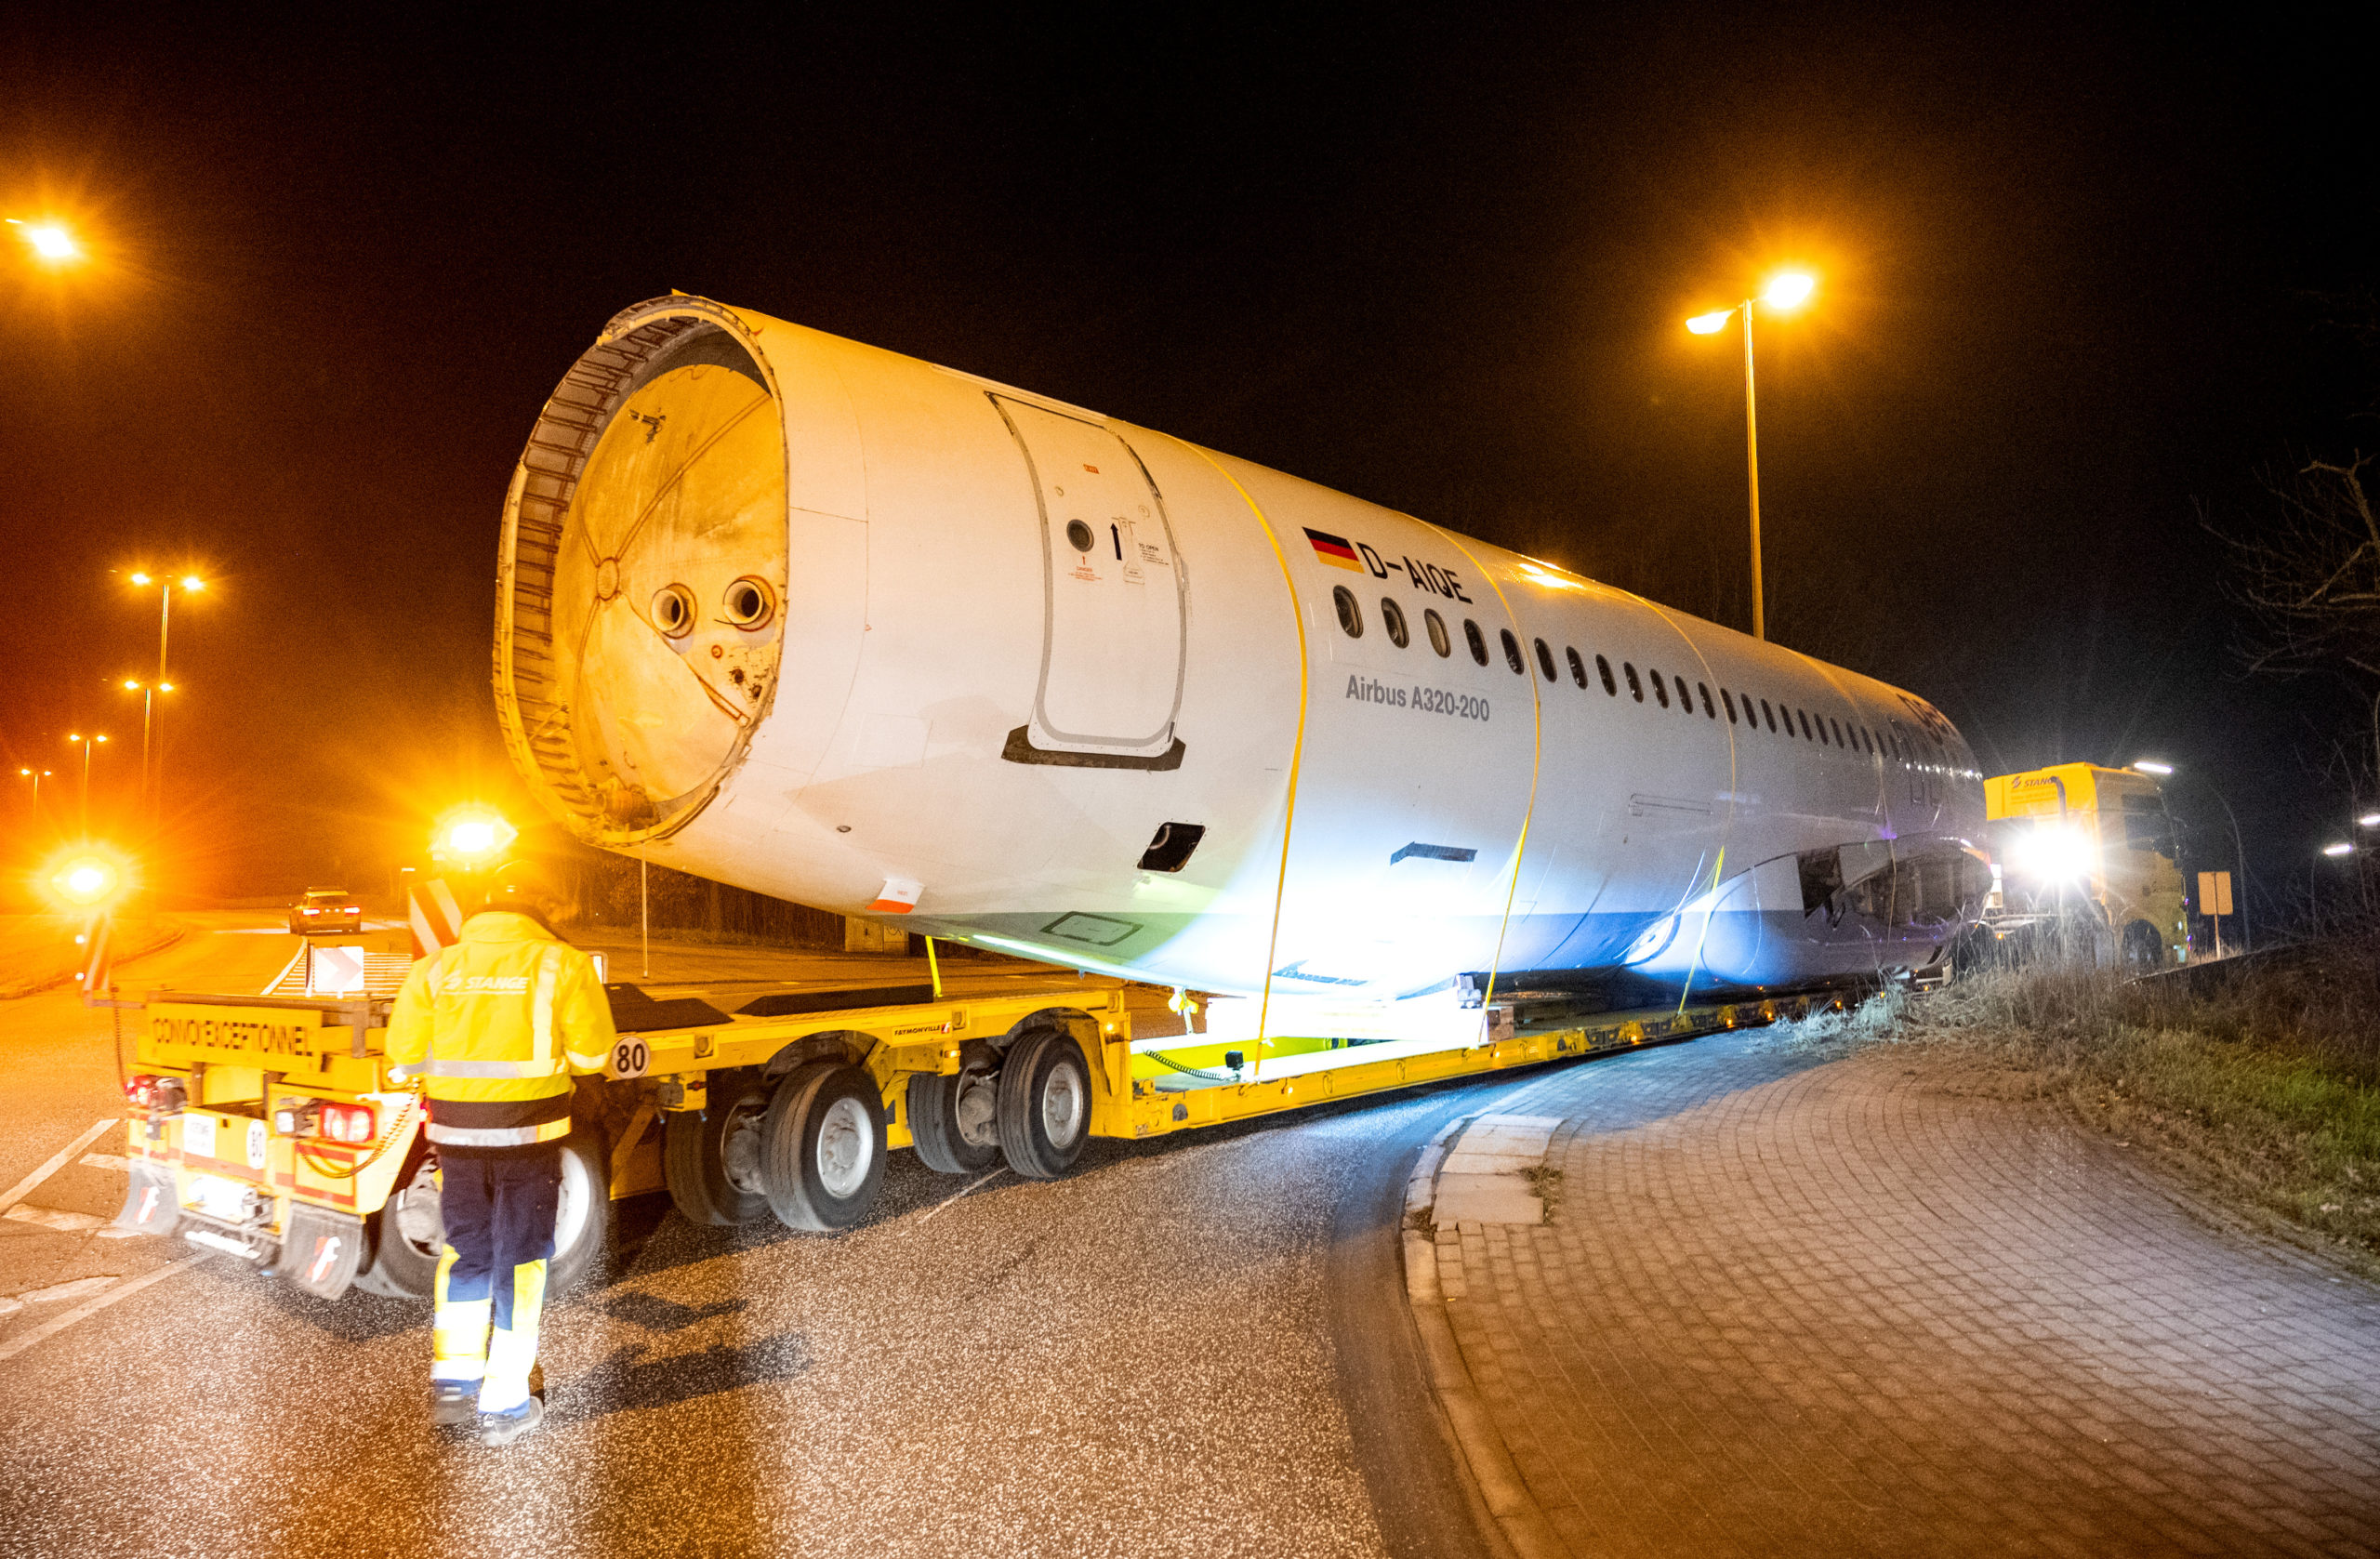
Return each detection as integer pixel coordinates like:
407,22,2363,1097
1699,683,1715,719
1464,619,1489,666
1675,674,1694,716
1625,662,1644,702
1650,668,1670,707
1830,718,1845,747
1534,637,1558,681
1566,646,1587,688
1760,698,1776,732
1424,609,1451,657
1597,654,1618,696
1332,587,1363,638
1500,628,1525,675
1722,688,1738,723
1799,709,1814,740
1382,598,1410,649
1817,716,1830,746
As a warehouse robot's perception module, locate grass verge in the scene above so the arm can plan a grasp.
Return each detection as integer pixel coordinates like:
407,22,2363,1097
1778,943,2380,1276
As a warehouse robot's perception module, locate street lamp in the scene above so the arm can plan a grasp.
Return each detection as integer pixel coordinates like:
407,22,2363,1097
18,767,53,815
123,571,205,817
66,733,108,828
2132,759,2251,954
6,218,83,267
1686,270,1818,642
118,680,175,809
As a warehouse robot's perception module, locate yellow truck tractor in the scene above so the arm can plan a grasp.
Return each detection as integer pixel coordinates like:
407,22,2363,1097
1977,762,2189,969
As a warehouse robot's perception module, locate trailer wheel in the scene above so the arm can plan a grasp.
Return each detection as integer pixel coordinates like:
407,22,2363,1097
354,1145,443,1300
997,1028,1092,1181
906,1069,1002,1175
2121,918,2164,971
548,1131,614,1293
758,1062,888,1232
665,1083,773,1225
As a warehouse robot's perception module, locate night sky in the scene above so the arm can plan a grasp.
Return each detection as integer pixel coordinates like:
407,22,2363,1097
4,9,2373,918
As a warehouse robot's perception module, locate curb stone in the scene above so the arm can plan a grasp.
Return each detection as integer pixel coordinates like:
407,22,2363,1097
1401,1114,1566,1559
0,920,188,1002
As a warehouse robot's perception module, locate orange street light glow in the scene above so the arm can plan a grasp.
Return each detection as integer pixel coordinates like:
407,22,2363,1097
1686,309,1733,335
9,219,82,263
127,572,152,586
1762,271,1817,310
180,575,205,591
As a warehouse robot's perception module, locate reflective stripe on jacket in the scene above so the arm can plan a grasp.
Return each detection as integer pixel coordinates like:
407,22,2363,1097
385,912,617,1149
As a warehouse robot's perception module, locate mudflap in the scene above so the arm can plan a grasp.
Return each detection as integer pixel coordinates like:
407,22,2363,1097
283,1205,367,1301
114,1160,183,1237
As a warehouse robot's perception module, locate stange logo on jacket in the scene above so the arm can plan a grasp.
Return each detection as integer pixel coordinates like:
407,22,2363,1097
439,971,534,996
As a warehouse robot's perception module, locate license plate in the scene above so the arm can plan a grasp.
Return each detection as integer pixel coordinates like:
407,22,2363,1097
181,1113,218,1160
187,1174,250,1222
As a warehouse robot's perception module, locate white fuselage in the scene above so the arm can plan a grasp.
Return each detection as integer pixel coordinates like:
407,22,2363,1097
496,296,1989,1003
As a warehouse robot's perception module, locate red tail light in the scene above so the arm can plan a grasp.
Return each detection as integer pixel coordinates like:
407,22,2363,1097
125,1074,159,1108
320,1102,377,1144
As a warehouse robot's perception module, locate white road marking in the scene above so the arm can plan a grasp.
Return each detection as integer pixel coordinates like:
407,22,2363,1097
4,1207,105,1234
0,1255,205,1363
16,1275,115,1304
0,1119,119,1214
913,1168,1007,1226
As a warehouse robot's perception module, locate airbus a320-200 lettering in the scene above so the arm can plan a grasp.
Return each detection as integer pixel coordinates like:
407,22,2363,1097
491,295,1989,1014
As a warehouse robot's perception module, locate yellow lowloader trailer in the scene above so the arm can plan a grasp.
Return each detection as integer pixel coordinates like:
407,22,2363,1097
111,958,1838,1301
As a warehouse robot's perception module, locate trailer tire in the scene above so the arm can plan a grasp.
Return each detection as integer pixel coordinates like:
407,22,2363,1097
997,1027,1091,1181
547,1131,614,1294
665,1083,774,1226
758,1062,888,1232
2122,918,2164,971
354,1143,443,1300
906,1069,1002,1175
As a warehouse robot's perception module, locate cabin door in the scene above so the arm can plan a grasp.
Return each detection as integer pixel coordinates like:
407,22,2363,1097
995,398,1186,766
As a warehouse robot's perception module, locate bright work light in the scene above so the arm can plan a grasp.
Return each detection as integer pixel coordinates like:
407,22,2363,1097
41,847,134,913
2131,760,2174,775
2323,842,2354,857
435,809,518,865
2009,822,2096,882
1686,309,1733,335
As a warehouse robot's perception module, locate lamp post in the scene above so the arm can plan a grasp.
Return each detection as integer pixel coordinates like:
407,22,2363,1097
118,679,174,816
2132,760,2252,954
18,767,52,818
1687,271,1817,643
66,733,108,829
124,573,204,817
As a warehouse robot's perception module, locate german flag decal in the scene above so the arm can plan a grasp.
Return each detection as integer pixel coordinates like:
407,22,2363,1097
1303,528,1364,572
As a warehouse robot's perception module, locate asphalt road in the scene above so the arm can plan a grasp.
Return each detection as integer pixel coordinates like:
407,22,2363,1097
0,917,1501,1559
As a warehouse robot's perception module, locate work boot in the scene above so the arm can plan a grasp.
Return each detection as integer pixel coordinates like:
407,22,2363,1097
432,1384,477,1428
479,1396,546,1447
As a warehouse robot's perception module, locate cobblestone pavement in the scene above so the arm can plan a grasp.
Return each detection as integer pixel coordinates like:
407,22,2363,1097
1438,1031,2380,1558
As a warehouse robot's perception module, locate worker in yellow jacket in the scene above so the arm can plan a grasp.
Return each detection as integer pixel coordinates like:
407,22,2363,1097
387,864,615,1446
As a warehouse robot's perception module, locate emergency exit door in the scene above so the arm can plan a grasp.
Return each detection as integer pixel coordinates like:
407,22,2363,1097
995,397,1187,767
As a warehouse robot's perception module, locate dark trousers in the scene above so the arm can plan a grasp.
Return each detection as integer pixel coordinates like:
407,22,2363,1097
433,1145,562,1408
